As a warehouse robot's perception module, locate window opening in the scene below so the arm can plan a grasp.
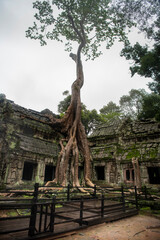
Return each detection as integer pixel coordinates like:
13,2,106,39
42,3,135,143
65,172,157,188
44,165,55,182
95,166,105,180
22,162,37,181
126,170,130,181
124,169,134,183
148,167,160,184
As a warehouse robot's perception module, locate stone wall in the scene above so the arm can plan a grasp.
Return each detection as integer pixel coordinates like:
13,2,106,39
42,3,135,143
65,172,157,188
89,118,160,187
0,95,60,187
1,95,160,188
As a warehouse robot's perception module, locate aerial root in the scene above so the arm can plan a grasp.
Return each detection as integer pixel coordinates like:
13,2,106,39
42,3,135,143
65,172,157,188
85,178,95,187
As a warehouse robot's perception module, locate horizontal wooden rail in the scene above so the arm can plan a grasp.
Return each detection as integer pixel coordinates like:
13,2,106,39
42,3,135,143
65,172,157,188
0,227,29,234
0,215,30,221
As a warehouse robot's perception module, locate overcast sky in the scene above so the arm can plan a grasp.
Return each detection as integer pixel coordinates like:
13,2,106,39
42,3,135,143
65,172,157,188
0,0,151,114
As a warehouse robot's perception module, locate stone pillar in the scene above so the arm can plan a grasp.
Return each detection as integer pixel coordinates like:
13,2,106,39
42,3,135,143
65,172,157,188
35,161,45,184
106,162,111,183
140,165,149,185
132,157,141,189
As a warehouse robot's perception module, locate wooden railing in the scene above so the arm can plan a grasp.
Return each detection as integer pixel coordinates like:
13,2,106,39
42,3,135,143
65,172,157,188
0,184,159,238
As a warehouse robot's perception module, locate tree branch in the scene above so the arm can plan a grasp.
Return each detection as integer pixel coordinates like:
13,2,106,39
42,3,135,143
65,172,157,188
80,20,86,43
67,13,84,43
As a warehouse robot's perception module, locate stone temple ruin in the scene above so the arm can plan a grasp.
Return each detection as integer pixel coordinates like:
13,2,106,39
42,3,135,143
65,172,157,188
0,95,160,188
89,118,160,187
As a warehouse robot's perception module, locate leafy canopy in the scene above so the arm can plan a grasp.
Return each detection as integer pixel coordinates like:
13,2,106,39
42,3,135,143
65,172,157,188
26,0,144,60
58,91,71,115
119,89,147,119
120,1,160,120
122,43,160,94
100,101,121,114
99,101,121,122
138,93,160,121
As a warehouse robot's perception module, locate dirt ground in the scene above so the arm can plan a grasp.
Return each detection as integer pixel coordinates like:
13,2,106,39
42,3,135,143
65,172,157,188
50,215,160,240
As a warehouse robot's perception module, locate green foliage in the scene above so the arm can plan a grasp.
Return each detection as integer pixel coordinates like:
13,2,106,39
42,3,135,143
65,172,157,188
100,101,121,114
119,89,147,119
138,93,160,121
121,42,160,94
100,112,121,122
58,88,160,129
26,0,148,60
26,1,160,125
8,210,18,217
99,101,121,122
126,149,140,160
81,107,103,135
121,5,160,94
112,0,160,31
58,91,71,114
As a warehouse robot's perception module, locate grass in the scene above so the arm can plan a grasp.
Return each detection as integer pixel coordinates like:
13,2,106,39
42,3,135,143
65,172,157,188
140,206,160,219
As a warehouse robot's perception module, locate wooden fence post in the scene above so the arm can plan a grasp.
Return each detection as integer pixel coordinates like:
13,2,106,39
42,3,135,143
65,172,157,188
121,186,125,212
67,184,70,201
28,183,39,236
79,197,84,226
50,196,56,233
101,194,104,218
135,186,138,209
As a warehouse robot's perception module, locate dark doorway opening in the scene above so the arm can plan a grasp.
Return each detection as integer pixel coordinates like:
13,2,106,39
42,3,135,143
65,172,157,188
22,162,37,181
126,170,130,181
44,165,55,182
132,169,134,181
95,166,105,180
148,167,160,184
124,169,134,183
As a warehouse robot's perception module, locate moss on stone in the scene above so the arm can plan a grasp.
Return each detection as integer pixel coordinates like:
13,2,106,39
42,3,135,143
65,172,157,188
92,148,101,155
7,124,14,134
148,148,158,158
9,141,16,149
126,149,140,160
117,147,124,154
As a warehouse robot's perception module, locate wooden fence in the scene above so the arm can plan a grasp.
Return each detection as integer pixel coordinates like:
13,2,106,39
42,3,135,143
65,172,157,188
0,184,158,239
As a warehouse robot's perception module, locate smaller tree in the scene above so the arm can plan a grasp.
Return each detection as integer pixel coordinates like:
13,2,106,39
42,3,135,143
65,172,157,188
81,108,103,135
100,101,121,114
99,101,121,122
58,91,71,115
119,89,147,119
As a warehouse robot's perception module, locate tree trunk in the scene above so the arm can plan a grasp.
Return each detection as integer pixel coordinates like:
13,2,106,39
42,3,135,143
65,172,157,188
46,43,94,187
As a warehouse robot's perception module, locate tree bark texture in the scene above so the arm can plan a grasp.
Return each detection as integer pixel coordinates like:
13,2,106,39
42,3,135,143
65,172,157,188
45,42,94,187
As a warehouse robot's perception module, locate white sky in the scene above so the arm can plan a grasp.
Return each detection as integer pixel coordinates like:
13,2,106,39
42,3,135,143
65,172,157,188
0,0,151,114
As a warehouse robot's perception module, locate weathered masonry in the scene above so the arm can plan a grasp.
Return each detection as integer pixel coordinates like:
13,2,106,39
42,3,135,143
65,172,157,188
0,95,160,188
0,95,60,187
89,118,160,187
